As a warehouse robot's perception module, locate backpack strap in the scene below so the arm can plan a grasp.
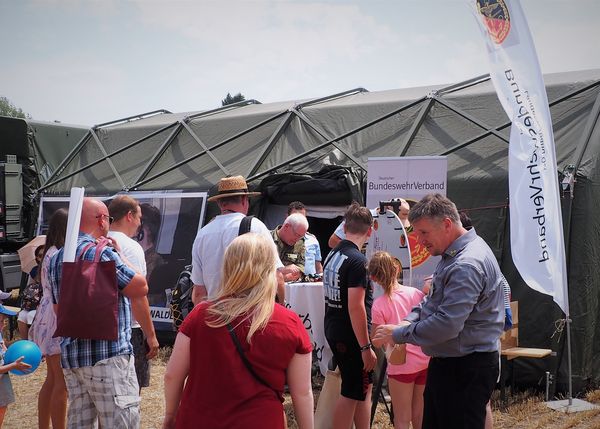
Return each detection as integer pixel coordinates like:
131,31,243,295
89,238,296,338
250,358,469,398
238,216,254,236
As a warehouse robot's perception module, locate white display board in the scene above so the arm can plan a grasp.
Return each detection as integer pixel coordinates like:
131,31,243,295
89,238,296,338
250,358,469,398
366,209,412,293
38,191,207,332
367,156,447,289
285,282,331,377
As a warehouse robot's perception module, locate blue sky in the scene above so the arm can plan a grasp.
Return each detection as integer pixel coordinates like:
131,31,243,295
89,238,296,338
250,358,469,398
1,0,598,126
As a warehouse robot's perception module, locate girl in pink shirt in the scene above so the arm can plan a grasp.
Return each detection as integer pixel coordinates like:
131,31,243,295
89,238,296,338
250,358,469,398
369,251,429,429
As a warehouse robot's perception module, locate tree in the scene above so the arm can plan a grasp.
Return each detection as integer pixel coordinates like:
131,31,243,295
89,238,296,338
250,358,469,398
221,92,246,106
0,96,30,119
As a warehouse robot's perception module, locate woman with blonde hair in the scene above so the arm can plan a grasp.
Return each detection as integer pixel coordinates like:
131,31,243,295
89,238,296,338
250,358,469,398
163,233,314,429
369,251,429,429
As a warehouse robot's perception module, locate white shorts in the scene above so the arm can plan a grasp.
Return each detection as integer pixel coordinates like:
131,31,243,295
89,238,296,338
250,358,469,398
63,355,140,429
18,310,36,325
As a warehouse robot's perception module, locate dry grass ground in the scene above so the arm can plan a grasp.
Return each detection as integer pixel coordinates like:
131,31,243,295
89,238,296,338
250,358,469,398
4,350,600,428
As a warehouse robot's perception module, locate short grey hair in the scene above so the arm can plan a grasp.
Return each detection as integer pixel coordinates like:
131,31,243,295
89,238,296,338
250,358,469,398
283,213,309,230
408,193,460,224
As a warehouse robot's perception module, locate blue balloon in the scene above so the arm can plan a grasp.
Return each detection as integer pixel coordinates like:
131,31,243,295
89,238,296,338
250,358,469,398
4,340,42,375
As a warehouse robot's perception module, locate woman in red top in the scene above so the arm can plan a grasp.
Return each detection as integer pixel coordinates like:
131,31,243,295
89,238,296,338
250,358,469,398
163,233,314,429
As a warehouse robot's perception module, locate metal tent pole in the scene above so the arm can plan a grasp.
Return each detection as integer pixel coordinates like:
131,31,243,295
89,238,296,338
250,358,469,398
546,85,600,414
566,311,573,405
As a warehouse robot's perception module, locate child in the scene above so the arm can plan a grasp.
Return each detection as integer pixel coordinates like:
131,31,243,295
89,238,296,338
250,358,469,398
369,251,429,429
18,245,44,340
0,304,31,427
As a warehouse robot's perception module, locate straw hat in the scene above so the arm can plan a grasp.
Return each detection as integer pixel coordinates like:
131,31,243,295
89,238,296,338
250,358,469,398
208,176,261,202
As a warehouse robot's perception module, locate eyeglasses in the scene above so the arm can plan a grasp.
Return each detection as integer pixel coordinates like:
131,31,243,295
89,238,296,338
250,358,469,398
96,214,114,224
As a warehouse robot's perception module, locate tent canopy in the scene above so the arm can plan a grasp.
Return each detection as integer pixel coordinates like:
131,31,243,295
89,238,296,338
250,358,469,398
0,116,89,239
40,69,600,393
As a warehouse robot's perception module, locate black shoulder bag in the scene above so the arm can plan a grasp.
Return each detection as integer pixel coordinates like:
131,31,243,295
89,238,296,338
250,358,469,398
226,323,284,402
229,215,282,401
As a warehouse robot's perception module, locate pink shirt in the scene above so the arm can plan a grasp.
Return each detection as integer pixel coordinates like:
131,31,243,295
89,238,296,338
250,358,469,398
372,286,430,375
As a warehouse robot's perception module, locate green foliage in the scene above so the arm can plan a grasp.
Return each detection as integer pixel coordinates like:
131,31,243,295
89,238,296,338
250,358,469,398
0,96,30,119
221,92,246,106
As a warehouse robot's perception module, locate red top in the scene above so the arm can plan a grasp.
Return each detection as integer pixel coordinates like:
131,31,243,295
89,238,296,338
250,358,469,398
175,301,312,429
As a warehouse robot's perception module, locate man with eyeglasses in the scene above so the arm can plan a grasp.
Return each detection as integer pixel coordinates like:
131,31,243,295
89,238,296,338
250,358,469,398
49,197,150,428
271,213,309,282
287,201,323,280
108,195,159,395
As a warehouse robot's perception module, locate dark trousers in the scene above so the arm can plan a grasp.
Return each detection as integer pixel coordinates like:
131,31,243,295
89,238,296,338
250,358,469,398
423,351,499,429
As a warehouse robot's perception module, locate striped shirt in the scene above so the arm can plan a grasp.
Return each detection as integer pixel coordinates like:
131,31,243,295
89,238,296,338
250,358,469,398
49,233,136,369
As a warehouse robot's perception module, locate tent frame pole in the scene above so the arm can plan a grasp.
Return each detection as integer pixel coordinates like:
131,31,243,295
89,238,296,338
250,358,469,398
569,90,600,171
131,123,185,188
437,74,490,95
295,88,368,109
131,111,288,189
247,89,368,177
292,108,366,170
180,121,230,176
40,102,262,192
41,130,92,189
291,74,491,170
39,122,180,192
247,96,428,182
89,128,127,191
130,100,262,185
432,97,510,143
183,99,262,121
566,312,573,404
94,109,171,129
441,80,600,156
398,97,435,156
247,111,294,177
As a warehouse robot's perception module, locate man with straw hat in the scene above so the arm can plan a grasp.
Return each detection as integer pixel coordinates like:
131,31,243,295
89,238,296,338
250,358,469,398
191,176,285,305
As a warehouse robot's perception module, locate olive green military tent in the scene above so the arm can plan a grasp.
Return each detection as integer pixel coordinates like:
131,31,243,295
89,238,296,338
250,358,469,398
39,69,600,394
0,116,88,240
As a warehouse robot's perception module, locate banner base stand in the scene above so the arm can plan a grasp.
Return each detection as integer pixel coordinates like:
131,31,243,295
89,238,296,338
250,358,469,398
546,398,599,413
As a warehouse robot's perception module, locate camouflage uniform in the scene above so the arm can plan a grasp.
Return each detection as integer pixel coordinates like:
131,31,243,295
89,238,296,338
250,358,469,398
271,226,306,274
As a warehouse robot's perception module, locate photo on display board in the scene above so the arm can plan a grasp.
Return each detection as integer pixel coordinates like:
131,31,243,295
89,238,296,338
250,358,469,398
37,192,207,331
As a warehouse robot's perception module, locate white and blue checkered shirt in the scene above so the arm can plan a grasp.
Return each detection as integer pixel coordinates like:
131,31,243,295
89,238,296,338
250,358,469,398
49,233,136,369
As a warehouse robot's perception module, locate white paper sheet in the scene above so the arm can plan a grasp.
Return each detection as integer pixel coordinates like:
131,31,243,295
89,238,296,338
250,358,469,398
63,187,85,263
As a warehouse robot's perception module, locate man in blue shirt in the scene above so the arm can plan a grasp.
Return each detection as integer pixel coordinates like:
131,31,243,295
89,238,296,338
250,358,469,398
373,193,504,429
49,198,150,428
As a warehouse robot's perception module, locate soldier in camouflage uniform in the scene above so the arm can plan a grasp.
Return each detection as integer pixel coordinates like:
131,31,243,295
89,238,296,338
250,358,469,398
271,213,308,282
